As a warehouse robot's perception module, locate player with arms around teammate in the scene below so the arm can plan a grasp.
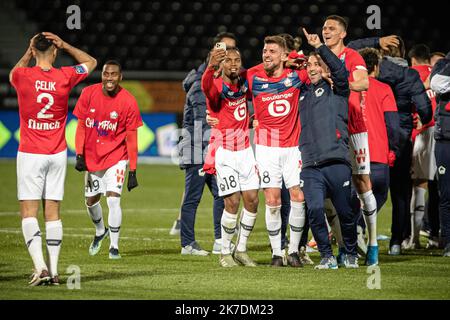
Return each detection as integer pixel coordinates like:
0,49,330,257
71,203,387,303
74,60,142,259
246,36,309,267
202,47,260,267
10,33,96,285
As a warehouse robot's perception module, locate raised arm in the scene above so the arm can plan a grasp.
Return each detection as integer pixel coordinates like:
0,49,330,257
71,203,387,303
303,28,349,97
9,34,39,83
43,32,97,73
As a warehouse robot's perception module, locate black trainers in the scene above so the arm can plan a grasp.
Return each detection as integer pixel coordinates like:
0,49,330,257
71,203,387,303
287,252,304,268
109,247,122,259
270,255,284,267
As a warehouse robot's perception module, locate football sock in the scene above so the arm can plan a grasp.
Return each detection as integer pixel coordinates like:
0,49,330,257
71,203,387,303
45,220,63,277
107,197,122,250
221,210,237,255
359,190,378,246
22,217,47,274
325,199,344,248
86,201,105,237
265,204,282,257
288,201,305,255
237,208,257,252
413,187,426,242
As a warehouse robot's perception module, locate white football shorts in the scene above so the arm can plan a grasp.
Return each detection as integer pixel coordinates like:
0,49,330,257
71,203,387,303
349,132,371,175
215,146,260,197
255,144,302,189
412,126,437,180
17,149,67,201
85,160,128,197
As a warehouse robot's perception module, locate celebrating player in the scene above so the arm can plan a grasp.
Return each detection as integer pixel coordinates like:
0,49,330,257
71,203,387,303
74,60,142,259
202,47,260,267
10,32,96,285
322,15,378,260
246,36,308,267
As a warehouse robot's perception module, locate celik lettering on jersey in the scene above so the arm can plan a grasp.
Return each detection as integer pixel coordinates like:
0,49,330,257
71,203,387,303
35,80,56,92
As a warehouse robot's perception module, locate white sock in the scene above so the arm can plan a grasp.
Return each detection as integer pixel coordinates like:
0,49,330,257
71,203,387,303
359,190,378,246
86,201,105,237
45,220,63,277
107,197,122,250
237,208,257,252
265,204,282,257
325,199,344,248
22,217,47,274
412,187,426,242
221,210,237,255
288,201,305,255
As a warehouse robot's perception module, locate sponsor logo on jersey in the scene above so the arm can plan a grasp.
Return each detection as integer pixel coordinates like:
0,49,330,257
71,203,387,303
300,95,305,101
90,108,95,113
28,119,61,130
73,65,87,74
227,91,234,97
261,83,269,89
261,92,294,102
343,181,350,187
110,111,118,119
268,100,291,117
315,88,325,97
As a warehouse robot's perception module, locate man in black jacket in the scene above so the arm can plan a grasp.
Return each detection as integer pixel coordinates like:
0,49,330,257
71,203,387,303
348,36,432,255
299,29,357,269
430,53,450,257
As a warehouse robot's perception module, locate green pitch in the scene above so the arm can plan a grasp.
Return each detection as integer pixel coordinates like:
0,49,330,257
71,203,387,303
1,161,449,300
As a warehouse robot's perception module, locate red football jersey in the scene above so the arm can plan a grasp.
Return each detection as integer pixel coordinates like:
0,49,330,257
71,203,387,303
11,64,88,154
365,77,398,164
247,64,309,147
73,83,143,172
338,47,368,135
412,64,436,129
202,67,250,151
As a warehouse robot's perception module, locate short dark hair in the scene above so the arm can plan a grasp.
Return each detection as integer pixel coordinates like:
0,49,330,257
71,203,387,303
212,32,237,47
382,36,405,58
278,34,296,51
33,33,54,52
408,44,431,63
264,35,288,52
103,60,122,73
359,48,382,74
325,15,348,31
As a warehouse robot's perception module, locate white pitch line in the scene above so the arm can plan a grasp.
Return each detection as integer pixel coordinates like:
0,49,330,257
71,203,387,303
0,228,180,242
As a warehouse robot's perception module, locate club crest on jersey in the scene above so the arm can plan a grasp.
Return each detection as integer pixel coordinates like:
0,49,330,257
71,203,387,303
438,166,446,175
315,88,324,97
110,111,118,120
284,78,292,87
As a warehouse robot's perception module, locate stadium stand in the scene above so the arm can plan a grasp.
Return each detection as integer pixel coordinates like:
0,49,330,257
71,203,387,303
0,0,448,110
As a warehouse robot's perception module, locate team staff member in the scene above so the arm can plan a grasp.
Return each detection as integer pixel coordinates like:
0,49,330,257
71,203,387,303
10,32,96,285
430,53,450,257
299,29,357,269
74,60,142,260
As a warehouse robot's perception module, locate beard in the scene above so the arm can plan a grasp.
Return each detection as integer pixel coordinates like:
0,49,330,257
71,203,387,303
263,62,278,77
